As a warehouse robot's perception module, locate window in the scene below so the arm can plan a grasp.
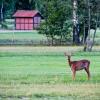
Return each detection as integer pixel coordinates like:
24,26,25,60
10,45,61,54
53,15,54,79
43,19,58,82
33,17,41,29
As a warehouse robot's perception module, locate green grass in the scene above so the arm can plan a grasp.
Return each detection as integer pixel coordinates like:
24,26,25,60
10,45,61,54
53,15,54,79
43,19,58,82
0,29,100,41
0,46,100,100
0,31,46,40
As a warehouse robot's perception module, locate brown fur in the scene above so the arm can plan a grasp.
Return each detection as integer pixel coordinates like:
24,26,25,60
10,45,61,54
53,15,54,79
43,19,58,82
65,53,90,80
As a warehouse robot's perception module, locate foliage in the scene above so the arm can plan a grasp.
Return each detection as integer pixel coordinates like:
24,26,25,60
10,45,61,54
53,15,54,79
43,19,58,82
39,0,72,45
77,0,99,37
1,21,8,29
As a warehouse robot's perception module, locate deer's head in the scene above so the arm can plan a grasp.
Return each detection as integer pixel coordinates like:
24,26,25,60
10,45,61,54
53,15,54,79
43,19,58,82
64,52,71,57
64,52,74,60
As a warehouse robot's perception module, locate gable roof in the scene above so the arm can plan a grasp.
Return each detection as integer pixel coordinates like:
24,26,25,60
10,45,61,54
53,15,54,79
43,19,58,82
13,10,41,18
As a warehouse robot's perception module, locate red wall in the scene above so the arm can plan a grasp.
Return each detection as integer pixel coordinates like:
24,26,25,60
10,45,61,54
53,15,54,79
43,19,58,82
16,18,33,30
15,16,41,30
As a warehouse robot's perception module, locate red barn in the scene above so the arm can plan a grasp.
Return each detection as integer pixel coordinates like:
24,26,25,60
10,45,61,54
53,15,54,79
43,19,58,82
13,10,43,30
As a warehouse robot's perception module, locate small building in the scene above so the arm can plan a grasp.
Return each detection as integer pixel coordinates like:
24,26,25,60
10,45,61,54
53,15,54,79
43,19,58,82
13,10,43,30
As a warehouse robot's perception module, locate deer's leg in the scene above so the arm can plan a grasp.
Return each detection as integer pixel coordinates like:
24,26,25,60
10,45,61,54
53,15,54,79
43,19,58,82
72,70,76,80
85,68,90,80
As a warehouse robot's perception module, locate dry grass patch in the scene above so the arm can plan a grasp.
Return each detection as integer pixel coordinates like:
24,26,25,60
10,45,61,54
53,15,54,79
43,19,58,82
0,46,82,52
0,83,100,99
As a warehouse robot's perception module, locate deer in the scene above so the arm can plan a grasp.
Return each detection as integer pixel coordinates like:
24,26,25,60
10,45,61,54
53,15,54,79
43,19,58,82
64,52,90,80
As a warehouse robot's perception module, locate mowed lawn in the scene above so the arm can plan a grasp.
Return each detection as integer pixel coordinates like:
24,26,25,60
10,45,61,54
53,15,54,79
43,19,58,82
0,29,100,45
0,31,46,40
0,46,100,100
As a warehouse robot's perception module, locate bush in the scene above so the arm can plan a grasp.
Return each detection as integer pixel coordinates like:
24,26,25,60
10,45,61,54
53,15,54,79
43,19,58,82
1,22,8,29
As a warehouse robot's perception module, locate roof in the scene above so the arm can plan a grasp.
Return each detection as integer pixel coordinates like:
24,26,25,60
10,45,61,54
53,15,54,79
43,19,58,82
13,10,40,18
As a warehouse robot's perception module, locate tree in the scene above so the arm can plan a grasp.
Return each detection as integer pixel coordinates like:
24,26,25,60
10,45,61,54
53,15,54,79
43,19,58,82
39,0,72,45
0,0,4,23
71,0,99,50
89,0,100,51
72,0,80,45
83,0,99,51
15,0,35,10
15,0,43,11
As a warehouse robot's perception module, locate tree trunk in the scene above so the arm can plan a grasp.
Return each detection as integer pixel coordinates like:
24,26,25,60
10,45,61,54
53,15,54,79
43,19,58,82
90,13,98,51
83,0,91,51
72,0,80,45
83,21,85,44
51,36,54,46
0,1,3,24
87,0,91,39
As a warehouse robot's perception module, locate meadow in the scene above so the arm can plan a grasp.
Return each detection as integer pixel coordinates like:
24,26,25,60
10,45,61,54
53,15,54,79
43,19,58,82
0,31,46,40
0,46,100,100
0,29,100,45
0,31,47,45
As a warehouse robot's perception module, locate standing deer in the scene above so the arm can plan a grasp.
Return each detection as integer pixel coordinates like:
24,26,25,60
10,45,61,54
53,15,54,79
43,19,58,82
64,53,90,80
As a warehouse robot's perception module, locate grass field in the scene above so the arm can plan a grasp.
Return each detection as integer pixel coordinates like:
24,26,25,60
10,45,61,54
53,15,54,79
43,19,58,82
0,31,46,40
0,29,100,45
0,46,100,100
0,31,47,45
